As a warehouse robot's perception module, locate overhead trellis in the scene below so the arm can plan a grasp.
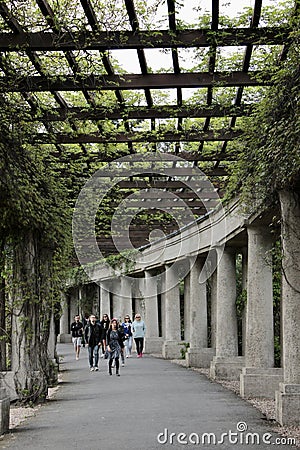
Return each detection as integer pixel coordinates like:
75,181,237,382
0,0,295,255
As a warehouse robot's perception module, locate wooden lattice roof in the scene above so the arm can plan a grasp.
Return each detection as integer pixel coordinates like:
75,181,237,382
0,0,294,255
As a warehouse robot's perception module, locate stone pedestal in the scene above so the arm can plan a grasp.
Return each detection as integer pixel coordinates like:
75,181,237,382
145,337,164,355
210,356,245,380
57,333,71,343
240,368,283,399
0,388,10,435
186,347,215,368
276,383,300,426
162,341,182,359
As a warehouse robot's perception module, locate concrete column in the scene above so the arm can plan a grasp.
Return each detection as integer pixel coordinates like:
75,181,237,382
47,312,58,386
276,190,300,426
183,271,190,342
241,248,248,357
160,273,166,339
216,247,238,357
246,226,274,367
210,268,217,350
210,247,243,380
112,277,132,322
58,292,71,343
144,271,163,354
162,265,181,359
186,257,215,368
240,226,282,399
47,313,56,360
100,282,111,317
69,288,79,322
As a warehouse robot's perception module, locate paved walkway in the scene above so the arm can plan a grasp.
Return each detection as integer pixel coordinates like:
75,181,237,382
0,344,296,450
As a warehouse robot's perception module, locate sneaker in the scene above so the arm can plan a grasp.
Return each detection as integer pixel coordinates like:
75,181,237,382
121,363,125,367
76,356,79,360
90,367,94,372
94,367,99,371
126,355,129,358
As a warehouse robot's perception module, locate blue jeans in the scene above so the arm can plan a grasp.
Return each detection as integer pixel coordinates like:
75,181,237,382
88,345,100,368
124,336,132,356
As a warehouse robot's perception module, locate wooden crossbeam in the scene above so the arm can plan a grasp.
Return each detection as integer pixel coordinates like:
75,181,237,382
0,27,288,51
0,72,270,92
29,104,251,122
31,129,241,143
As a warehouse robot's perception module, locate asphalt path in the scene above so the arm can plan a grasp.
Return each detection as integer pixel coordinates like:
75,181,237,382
0,344,296,449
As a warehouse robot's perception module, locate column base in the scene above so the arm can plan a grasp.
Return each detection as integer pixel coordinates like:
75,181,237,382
162,341,182,359
145,337,163,354
186,347,215,368
210,356,245,380
57,333,72,343
0,388,10,435
240,367,283,399
275,383,300,426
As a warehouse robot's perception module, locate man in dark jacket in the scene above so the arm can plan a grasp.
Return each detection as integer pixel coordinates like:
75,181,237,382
84,315,103,372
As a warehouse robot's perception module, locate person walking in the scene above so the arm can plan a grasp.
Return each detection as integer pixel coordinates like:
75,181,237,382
70,315,84,360
132,313,146,358
121,315,133,358
106,318,124,376
84,315,103,372
100,314,110,357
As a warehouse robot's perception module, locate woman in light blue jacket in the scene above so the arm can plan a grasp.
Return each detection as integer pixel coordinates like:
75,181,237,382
132,313,146,357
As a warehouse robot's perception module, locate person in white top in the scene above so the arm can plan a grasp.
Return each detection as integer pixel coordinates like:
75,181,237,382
132,314,146,357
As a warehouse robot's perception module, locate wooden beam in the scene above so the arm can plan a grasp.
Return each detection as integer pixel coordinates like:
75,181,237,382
29,104,251,122
31,129,242,144
0,72,270,92
0,27,288,51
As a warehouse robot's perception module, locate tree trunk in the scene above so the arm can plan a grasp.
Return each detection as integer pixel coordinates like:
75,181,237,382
10,233,54,403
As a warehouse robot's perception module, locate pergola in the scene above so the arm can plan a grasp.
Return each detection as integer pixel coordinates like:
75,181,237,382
0,0,293,256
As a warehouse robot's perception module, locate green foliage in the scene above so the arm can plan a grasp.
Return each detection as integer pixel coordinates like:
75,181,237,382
179,341,189,359
226,13,300,209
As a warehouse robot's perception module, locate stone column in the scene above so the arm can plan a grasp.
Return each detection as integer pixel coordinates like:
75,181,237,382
241,226,282,398
47,312,58,386
144,271,163,354
100,282,111,317
276,190,300,426
186,257,215,368
69,288,79,323
210,247,243,380
160,273,166,339
241,248,248,357
58,292,71,343
210,268,217,350
162,264,182,359
183,271,190,343
112,277,132,321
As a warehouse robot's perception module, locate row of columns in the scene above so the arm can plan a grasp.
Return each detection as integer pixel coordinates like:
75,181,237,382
59,219,299,426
